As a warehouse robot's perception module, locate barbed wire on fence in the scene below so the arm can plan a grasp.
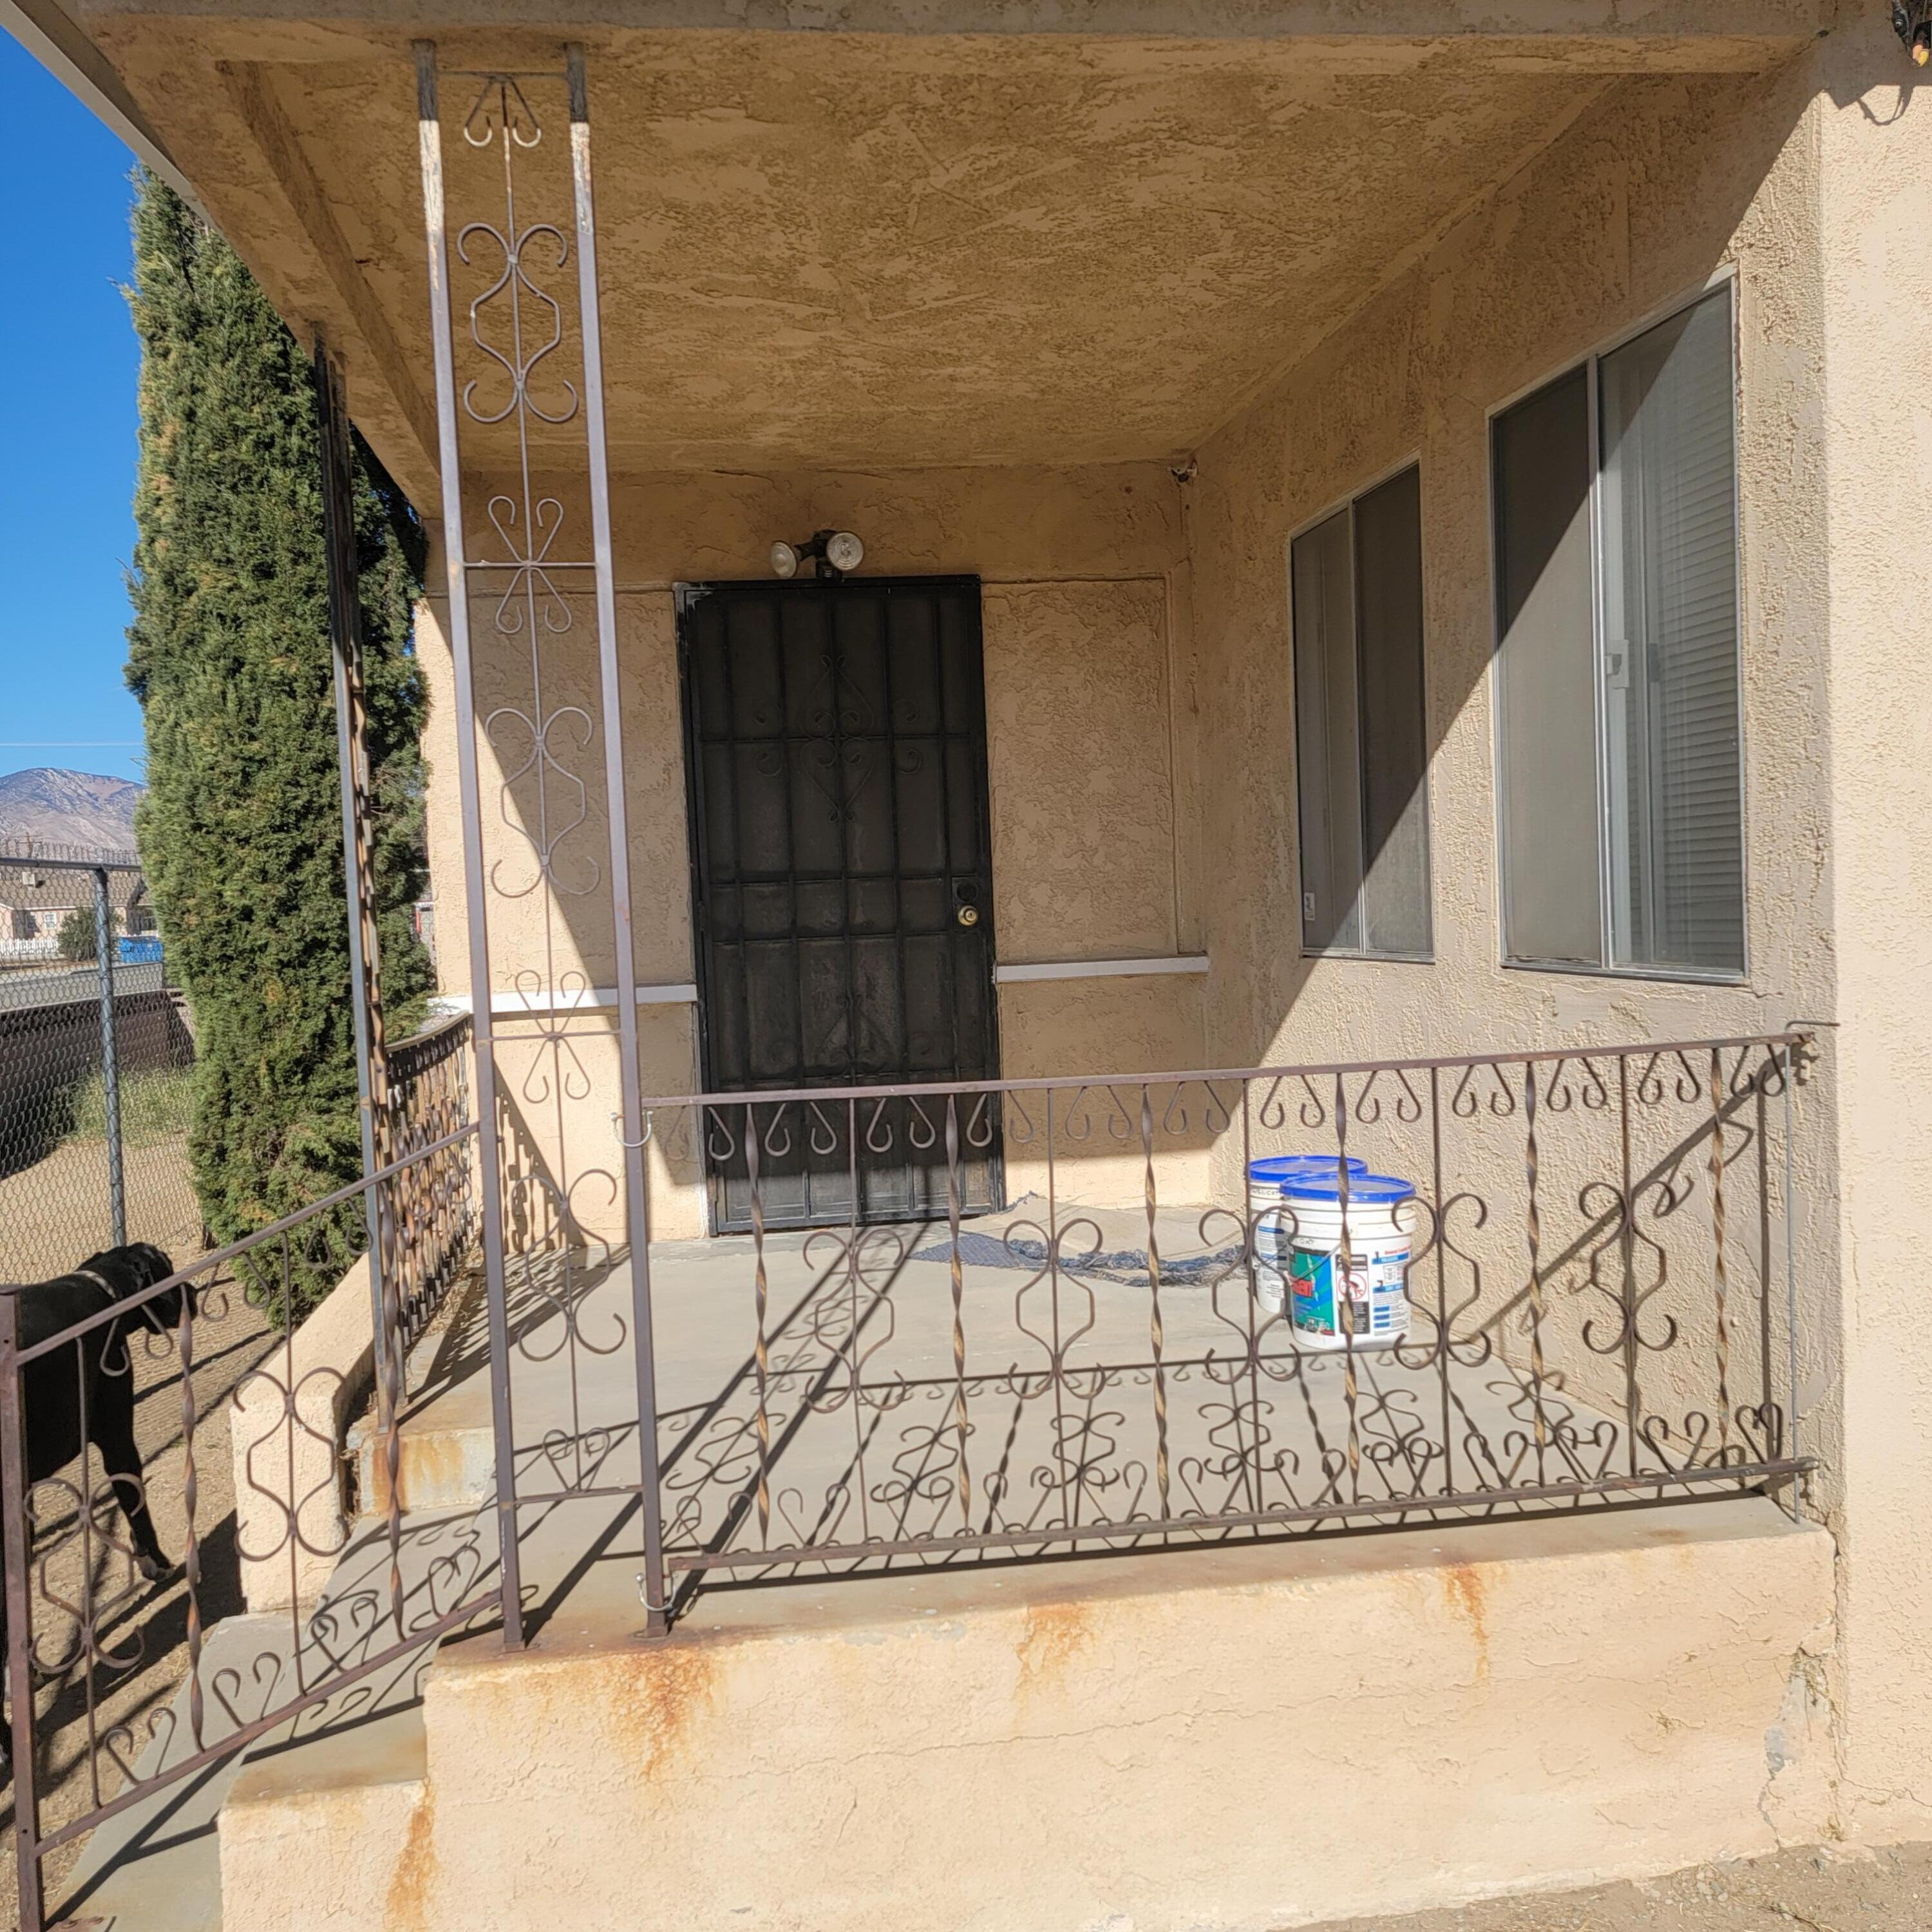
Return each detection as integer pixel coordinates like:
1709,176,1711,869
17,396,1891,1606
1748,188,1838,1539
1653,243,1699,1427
0,838,143,871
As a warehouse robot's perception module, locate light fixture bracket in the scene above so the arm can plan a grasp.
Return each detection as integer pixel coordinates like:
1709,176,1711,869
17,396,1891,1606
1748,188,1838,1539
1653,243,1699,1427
1895,0,1932,64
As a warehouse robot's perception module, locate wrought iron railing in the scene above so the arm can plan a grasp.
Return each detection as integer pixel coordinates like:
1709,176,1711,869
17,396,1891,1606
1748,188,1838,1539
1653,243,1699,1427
0,1128,491,1932
387,1010,475,1351
0,1025,1817,1920
506,1032,1815,1628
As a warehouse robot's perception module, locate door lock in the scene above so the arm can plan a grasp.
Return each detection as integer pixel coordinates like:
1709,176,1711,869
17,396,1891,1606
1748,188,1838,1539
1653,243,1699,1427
956,904,981,928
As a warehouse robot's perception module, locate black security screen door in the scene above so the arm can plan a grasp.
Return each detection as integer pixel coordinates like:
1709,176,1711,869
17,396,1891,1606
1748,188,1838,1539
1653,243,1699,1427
678,576,1003,1232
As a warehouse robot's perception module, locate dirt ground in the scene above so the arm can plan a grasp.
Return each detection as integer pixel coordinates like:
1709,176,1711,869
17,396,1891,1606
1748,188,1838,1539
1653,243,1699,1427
1315,1842,1932,1931
0,1132,204,1283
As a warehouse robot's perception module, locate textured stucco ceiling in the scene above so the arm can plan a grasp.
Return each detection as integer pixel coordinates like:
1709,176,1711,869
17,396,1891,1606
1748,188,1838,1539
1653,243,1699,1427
93,21,1675,475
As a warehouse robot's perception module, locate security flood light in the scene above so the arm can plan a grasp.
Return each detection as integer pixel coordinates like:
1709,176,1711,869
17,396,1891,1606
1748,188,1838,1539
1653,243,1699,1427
769,529,866,582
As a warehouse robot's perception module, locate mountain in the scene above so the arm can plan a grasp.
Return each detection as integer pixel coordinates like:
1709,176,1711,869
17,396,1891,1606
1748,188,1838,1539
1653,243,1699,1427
0,768,146,858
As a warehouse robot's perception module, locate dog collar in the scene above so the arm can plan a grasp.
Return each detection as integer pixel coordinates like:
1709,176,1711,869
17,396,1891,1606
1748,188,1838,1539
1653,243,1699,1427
72,1265,173,1338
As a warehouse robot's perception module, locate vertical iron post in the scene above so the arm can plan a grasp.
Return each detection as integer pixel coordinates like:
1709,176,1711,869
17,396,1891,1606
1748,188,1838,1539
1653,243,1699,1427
93,866,126,1247
0,1291,46,1932
1784,1040,1801,1521
315,337,408,1633
415,39,525,1646
567,42,669,1635
315,339,393,1343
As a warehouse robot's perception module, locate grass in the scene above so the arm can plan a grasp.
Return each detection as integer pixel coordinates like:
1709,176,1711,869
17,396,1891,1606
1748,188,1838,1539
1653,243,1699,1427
62,1063,196,1151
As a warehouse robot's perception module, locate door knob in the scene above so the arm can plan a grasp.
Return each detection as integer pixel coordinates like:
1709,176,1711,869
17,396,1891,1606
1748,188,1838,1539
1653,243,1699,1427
956,904,980,928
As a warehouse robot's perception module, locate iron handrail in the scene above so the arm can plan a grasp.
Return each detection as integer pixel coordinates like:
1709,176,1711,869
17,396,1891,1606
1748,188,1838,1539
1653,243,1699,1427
638,1028,1812,1112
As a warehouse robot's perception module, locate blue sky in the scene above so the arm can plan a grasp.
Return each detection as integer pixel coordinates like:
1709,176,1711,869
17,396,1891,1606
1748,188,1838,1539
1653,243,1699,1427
2,33,145,786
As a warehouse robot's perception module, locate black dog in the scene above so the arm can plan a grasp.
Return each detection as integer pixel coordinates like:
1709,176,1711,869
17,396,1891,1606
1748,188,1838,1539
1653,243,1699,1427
1,1242,189,1773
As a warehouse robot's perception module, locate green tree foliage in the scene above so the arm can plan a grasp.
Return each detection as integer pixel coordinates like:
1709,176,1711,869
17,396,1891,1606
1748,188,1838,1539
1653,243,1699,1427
56,907,97,963
125,175,433,1316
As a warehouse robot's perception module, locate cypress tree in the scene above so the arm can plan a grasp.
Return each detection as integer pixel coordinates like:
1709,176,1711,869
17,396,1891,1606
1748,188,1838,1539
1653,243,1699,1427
124,175,433,1316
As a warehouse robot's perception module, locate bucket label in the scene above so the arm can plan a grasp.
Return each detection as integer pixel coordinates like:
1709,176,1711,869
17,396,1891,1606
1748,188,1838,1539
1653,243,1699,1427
1288,1245,1410,1340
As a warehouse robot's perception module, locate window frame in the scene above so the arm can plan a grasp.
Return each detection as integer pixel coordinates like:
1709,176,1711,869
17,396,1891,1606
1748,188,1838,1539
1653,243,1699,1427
1287,452,1435,967
1486,269,1749,988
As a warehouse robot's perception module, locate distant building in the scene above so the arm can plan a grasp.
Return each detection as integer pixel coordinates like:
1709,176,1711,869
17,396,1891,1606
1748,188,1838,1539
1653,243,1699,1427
0,860,153,947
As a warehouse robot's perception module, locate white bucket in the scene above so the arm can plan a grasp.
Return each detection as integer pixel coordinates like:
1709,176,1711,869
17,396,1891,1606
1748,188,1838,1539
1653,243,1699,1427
1269,1174,1416,1350
1248,1156,1365,1322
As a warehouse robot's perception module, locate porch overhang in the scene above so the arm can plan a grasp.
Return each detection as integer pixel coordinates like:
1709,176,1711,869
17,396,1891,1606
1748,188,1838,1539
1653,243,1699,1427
28,0,1826,500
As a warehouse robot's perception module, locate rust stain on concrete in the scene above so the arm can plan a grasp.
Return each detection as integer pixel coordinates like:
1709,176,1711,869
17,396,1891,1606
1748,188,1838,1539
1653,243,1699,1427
616,1642,717,1772
1441,1564,1492,1683
383,1785,437,1932
1018,1598,1095,1694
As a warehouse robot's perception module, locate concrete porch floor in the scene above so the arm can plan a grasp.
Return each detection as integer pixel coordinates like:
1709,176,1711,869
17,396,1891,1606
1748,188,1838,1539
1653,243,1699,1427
360,1195,1640,1591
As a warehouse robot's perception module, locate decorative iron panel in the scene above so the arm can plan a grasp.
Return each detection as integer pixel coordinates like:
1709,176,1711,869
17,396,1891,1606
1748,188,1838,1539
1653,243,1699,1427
678,578,1003,1231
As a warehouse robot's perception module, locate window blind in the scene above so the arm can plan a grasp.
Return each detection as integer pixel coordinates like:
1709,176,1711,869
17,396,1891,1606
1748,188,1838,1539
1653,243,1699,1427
1491,286,1743,980
1293,466,1432,960
1598,288,1743,975
1293,508,1363,953
1493,369,1602,966
1354,468,1431,958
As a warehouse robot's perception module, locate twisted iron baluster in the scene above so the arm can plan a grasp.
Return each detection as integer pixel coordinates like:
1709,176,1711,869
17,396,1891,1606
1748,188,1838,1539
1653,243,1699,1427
1526,1059,1548,1482
748,1103,772,1543
1141,1086,1170,1519
77,1345,99,1808
1709,1047,1731,1461
379,1177,405,1640
946,1095,972,1533
178,1293,204,1752
280,1233,303,1680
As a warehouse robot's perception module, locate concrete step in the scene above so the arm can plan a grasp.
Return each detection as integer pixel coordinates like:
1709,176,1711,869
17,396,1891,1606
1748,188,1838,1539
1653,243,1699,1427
348,1388,495,1517
55,1507,496,1931
216,1703,428,1932
54,1619,252,1932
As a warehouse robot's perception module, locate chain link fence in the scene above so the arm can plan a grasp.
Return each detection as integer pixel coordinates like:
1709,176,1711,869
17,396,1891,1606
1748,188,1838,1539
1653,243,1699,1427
0,850,202,1285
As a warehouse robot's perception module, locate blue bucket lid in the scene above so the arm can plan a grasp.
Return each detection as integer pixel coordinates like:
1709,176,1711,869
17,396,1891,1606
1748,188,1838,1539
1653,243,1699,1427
1277,1170,1414,1204
1248,1153,1368,1185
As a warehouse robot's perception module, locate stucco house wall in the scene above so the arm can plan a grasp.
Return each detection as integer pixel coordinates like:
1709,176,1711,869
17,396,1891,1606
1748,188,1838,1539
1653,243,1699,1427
1186,58,1829,1076
416,459,1211,1232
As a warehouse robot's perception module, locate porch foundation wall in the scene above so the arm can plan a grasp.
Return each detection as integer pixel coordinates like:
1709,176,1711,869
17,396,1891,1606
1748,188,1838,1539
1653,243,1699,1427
227,1499,1832,1932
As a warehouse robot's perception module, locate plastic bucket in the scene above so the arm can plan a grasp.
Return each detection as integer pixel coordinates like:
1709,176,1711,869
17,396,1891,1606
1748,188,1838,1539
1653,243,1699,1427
1271,1173,1416,1349
1248,1156,1367,1321
1247,1154,1368,1192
